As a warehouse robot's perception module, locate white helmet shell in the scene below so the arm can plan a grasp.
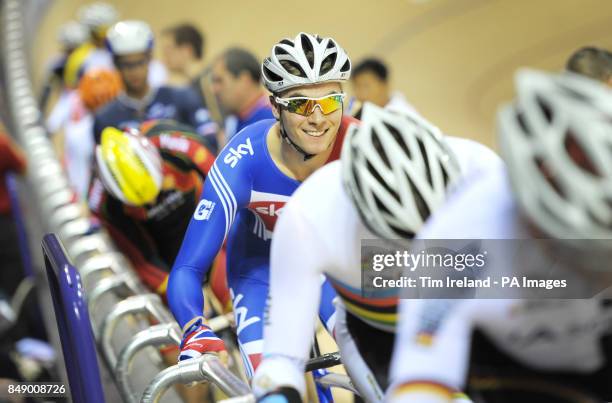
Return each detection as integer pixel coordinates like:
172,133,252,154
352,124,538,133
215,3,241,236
78,2,119,29
342,103,461,239
498,68,612,243
57,21,88,49
262,32,351,93
106,20,154,56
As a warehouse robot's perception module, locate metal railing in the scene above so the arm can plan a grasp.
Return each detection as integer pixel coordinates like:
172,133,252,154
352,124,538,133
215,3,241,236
42,234,105,403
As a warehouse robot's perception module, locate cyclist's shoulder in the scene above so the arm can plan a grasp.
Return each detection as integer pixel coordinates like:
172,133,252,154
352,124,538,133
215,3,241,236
286,161,348,221
220,119,275,157
212,119,277,183
340,114,360,132
93,98,124,125
156,85,200,105
418,164,521,240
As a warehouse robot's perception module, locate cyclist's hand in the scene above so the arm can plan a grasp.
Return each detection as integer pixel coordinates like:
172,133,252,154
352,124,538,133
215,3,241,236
256,387,302,403
178,316,227,362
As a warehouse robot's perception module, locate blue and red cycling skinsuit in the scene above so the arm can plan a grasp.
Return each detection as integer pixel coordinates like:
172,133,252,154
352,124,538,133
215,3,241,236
168,116,358,377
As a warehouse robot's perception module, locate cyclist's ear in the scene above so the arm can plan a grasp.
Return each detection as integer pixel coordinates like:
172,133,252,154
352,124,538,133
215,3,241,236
270,96,281,121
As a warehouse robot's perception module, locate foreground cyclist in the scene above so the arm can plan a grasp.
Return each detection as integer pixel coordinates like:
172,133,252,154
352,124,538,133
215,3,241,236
389,70,612,403
167,33,356,381
89,120,215,294
252,103,501,402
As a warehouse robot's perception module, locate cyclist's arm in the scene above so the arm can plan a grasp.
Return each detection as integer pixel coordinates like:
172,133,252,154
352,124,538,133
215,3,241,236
168,159,250,328
264,197,326,365
88,178,170,293
388,299,474,402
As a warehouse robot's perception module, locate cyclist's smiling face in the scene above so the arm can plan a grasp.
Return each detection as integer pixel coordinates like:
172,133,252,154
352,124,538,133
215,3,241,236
274,82,343,157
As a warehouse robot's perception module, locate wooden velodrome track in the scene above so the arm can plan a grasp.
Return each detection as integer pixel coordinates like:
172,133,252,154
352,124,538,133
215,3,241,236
32,1,612,401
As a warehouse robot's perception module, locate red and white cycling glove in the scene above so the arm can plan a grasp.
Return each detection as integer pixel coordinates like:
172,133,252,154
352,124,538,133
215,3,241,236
178,316,226,362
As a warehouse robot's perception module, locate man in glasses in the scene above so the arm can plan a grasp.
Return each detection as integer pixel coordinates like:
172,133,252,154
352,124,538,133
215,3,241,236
167,32,357,385
92,20,219,152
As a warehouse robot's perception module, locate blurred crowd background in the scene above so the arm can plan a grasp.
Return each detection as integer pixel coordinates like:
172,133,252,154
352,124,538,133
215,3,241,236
35,0,612,149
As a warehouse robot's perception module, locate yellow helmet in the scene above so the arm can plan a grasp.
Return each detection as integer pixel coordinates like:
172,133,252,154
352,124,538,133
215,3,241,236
95,127,163,206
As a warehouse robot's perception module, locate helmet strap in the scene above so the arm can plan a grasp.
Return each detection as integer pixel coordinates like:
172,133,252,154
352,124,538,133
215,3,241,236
280,125,316,161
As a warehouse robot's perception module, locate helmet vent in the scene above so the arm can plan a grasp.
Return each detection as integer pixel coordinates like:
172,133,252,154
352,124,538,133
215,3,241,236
385,123,411,159
367,159,398,201
407,173,431,220
535,157,565,197
300,34,315,69
262,65,283,82
389,224,415,239
564,131,600,176
274,47,289,56
371,130,391,169
321,53,337,75
341,59,351,73
416,138,433,187
536,96,553,123
280,60,307,78
516,111,531,137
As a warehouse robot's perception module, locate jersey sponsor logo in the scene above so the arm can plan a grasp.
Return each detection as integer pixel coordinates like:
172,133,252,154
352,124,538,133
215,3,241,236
88,179,105,211
148,103,177,119
254,203,283,217
223,138,254,168
232,293,261,335
194,198,215,220
147,190,185,219
159,134,190,153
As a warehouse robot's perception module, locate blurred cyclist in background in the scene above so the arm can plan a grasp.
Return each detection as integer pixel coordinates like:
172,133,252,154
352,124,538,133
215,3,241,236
253,103,501,402
389,70,612,403
58,68,122,200
168,34,355,394
160,23,226,138
63,2,120,89
48,68,121,200
161,23,206,86
46,3,121,150
93,20,219,152
211,47,274,144
349,58,418,119
89,120,217,296
566,46,612,87
39,20,89,111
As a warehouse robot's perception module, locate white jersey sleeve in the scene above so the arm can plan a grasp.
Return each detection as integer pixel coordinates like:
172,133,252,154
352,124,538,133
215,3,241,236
444,136,503,184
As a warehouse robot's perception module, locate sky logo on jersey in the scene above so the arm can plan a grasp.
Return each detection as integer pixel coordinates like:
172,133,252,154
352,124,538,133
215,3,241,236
224,138,254,168
194,199,215,220
254,203,283,217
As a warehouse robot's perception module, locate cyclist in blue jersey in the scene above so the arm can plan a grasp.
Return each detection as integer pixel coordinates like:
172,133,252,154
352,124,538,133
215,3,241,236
92,20,219,152
167,32,355,385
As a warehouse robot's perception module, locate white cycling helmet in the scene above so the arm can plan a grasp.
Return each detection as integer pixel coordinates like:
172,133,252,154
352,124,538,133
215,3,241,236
342,103,461,239
106,20,154,56
498,68,612,244
57,21,88,49
78,2,119,29
262,32,351,93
